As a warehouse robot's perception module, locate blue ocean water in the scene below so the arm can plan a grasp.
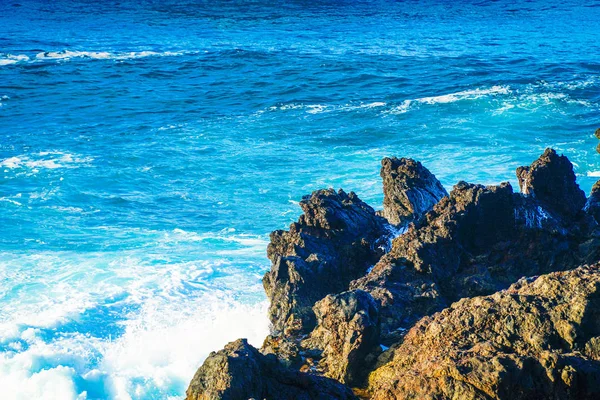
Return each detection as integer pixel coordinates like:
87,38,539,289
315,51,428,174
1,0,599,398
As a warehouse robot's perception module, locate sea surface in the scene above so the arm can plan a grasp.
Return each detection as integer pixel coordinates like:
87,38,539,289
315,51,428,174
1,0,600,398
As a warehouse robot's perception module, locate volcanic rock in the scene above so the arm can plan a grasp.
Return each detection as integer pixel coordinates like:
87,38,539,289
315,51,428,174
301,289,381,386
379,157,447,226
186,339,357,400
368,265,600,400
263,189,388,335
516,148,586,220
353,149,588,337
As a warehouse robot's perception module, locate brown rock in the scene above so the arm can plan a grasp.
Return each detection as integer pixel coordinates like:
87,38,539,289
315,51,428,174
368,265,600,400
186,339,357,400
302,290,381,386
516,148,586,220
379,157,447,226
263,189,388,336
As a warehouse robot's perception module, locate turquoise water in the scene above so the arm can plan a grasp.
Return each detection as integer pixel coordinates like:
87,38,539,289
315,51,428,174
1,0,600,398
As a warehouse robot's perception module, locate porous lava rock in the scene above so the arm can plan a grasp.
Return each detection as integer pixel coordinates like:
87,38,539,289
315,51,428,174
379,157,447,226
516,148,586,220
262,189,389,336
186,339,357,400
368,265,600,400
301,289,381,386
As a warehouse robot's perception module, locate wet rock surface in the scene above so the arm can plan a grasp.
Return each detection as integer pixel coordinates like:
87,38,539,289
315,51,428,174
187,148,600,399
354,149,589,337
368,265,600,400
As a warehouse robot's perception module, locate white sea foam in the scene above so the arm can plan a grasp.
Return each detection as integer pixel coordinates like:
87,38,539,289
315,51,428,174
101,296,268,399
387,85,511,114
35,50,184,61
416,85,511,105
0,227,270,400
268,101,388,115
0,54,30,66
0,51,185,66
0,152,93,172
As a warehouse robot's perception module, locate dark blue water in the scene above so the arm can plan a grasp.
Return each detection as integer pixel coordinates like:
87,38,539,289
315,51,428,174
1,0,600,398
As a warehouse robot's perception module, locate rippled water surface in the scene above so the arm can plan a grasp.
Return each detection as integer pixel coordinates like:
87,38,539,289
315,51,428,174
1,0,600,398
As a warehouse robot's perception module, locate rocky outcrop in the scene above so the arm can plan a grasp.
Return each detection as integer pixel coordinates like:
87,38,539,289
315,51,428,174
187,148,600,400
263,189,389,335
301,290,381,386
585,181,600,224
368,265,600,400
516,148,586,220
186,339,357,400
379,157,447,226
353,149,588,336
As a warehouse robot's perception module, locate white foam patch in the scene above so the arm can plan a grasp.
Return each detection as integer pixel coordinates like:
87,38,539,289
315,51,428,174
0,54,30,66
0,51,186,66
266,101,388,115
0,152,93,174
0,230,270,399
416,85,511,105
387,85,511,114
101,297,268,399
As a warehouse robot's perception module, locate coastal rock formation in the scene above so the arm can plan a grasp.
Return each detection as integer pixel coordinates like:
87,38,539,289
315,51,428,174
301,290,381,386
516,148,586,220
368,265,600,400
186,339,357,400
263,189,388,335
379,157,447,226
580,181,600,265
187,148,600,400
353,149,587,336
585,181,600,224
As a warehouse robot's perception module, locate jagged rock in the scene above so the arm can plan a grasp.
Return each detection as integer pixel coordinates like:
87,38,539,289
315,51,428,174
585,181,600,225
187,148,600,400
352,181,522,334
516,148,586,220
368,265,600,400
379,157,447,226
580,181,600,264
301,290,381,386
595,128,600,140
353,150,588,337
263,189,388,335
261,334,302,369
186,339,357,400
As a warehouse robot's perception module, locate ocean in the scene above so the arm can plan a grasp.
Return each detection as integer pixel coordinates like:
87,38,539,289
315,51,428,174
1,0,599,398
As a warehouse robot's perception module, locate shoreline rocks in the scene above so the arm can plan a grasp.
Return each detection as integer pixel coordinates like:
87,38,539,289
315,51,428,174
368,265,600,400
379,157,447,226
186,339,357,400
186,148,600,400
263,189,389,336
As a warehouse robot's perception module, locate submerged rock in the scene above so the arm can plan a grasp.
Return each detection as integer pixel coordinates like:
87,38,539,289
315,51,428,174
368,265,600,400
185,339,357,400
263,189,388,335
379,157,447,226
